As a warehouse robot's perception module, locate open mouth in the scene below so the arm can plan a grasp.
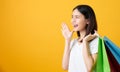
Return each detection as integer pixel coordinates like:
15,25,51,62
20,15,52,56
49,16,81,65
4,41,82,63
74,24,78,28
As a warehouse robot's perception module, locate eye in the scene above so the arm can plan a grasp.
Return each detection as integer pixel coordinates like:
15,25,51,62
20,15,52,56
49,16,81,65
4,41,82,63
72,15,80,19
75,15,80,19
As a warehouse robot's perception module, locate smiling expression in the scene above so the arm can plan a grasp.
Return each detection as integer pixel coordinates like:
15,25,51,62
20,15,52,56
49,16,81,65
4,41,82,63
71,9,89,32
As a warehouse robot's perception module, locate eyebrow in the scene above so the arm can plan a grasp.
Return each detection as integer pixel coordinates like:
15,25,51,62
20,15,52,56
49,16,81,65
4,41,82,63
72,15,81,17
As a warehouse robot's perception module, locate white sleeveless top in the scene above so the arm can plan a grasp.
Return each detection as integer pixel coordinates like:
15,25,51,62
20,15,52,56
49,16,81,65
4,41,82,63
68,37,99,72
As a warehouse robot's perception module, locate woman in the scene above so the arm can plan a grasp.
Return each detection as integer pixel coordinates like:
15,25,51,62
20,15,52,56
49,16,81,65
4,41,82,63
61,5,99,72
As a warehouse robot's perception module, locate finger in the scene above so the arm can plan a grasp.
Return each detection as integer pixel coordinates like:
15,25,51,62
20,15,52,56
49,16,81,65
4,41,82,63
72,28,75,31
71,29,75,33
94,30,99,36
92,34,97,39
63,23,68,31
94,30,97,34
61,29,63,34
61,24,63,29
61,28,63,32
61,23,65,30
64,24,71,32
61,29,64,35
93,34,97,37
64,23,69,29
94,30,97,33
87,33,92,36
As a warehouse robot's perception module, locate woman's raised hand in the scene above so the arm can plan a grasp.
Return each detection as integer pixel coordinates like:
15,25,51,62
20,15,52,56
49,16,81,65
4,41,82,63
61,23,74,42
83,31,99,42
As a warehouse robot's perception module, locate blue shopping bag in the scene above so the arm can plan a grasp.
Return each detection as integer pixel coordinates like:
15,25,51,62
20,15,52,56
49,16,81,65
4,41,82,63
103,36,120,64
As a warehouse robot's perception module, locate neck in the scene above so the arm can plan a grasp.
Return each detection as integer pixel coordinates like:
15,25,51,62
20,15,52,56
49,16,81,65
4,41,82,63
79,29,86,39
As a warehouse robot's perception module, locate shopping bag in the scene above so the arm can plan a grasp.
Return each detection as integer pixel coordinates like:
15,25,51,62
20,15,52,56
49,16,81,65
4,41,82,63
96,37,110,72
104,36,120,64
105,44,120,72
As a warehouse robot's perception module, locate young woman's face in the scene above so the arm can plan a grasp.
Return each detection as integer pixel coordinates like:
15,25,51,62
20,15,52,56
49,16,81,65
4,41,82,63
71,9,89,32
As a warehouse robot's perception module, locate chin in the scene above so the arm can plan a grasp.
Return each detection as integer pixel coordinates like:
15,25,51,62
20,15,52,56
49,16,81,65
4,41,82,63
74,28,80,32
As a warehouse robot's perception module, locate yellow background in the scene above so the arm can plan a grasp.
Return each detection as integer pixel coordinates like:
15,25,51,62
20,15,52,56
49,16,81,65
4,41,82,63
0,0,120,72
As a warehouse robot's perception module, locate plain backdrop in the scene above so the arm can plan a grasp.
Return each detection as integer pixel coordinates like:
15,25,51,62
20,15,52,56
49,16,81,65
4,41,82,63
0,0,120,72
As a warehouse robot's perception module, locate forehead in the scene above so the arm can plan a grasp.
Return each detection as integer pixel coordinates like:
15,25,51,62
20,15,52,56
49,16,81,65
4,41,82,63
72,9,82,15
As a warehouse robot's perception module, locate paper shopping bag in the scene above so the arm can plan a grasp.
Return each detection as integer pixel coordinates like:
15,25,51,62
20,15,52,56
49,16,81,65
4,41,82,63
105,44,120,72
104,36,120,64
96,37,110,72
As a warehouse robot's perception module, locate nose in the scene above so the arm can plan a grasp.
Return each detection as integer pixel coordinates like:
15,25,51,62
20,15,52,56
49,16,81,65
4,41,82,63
71,18,76,25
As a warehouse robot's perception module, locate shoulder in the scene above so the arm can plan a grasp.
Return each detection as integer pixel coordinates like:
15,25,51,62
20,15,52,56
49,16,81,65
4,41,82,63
89,35,100,49
70,38,77,45
70,38,78,49
71,38,77,42
90,36,99,44
89,34,100,45
89,36,100,54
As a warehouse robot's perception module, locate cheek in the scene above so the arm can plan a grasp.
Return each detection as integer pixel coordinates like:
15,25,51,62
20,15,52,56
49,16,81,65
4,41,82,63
78,19,87,29
78,19,86,25
76,19,80,23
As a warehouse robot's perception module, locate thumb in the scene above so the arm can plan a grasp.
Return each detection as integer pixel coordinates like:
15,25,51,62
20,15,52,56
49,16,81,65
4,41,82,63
71,29,75,33
92,34,97,39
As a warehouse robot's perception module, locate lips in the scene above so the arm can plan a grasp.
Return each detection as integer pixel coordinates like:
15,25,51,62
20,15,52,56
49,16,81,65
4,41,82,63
74,24,78,28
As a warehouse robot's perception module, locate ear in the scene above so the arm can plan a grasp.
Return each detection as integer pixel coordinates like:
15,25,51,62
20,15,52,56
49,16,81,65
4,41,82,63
86,19,90,24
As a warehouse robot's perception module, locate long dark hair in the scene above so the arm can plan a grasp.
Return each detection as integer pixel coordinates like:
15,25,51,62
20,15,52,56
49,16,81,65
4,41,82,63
73,5,98,38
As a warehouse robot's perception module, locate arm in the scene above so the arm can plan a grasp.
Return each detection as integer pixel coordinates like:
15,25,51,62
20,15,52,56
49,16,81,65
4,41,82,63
82,33,98,72
82,40,97,72
62,40,71,70
61,23,74,70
